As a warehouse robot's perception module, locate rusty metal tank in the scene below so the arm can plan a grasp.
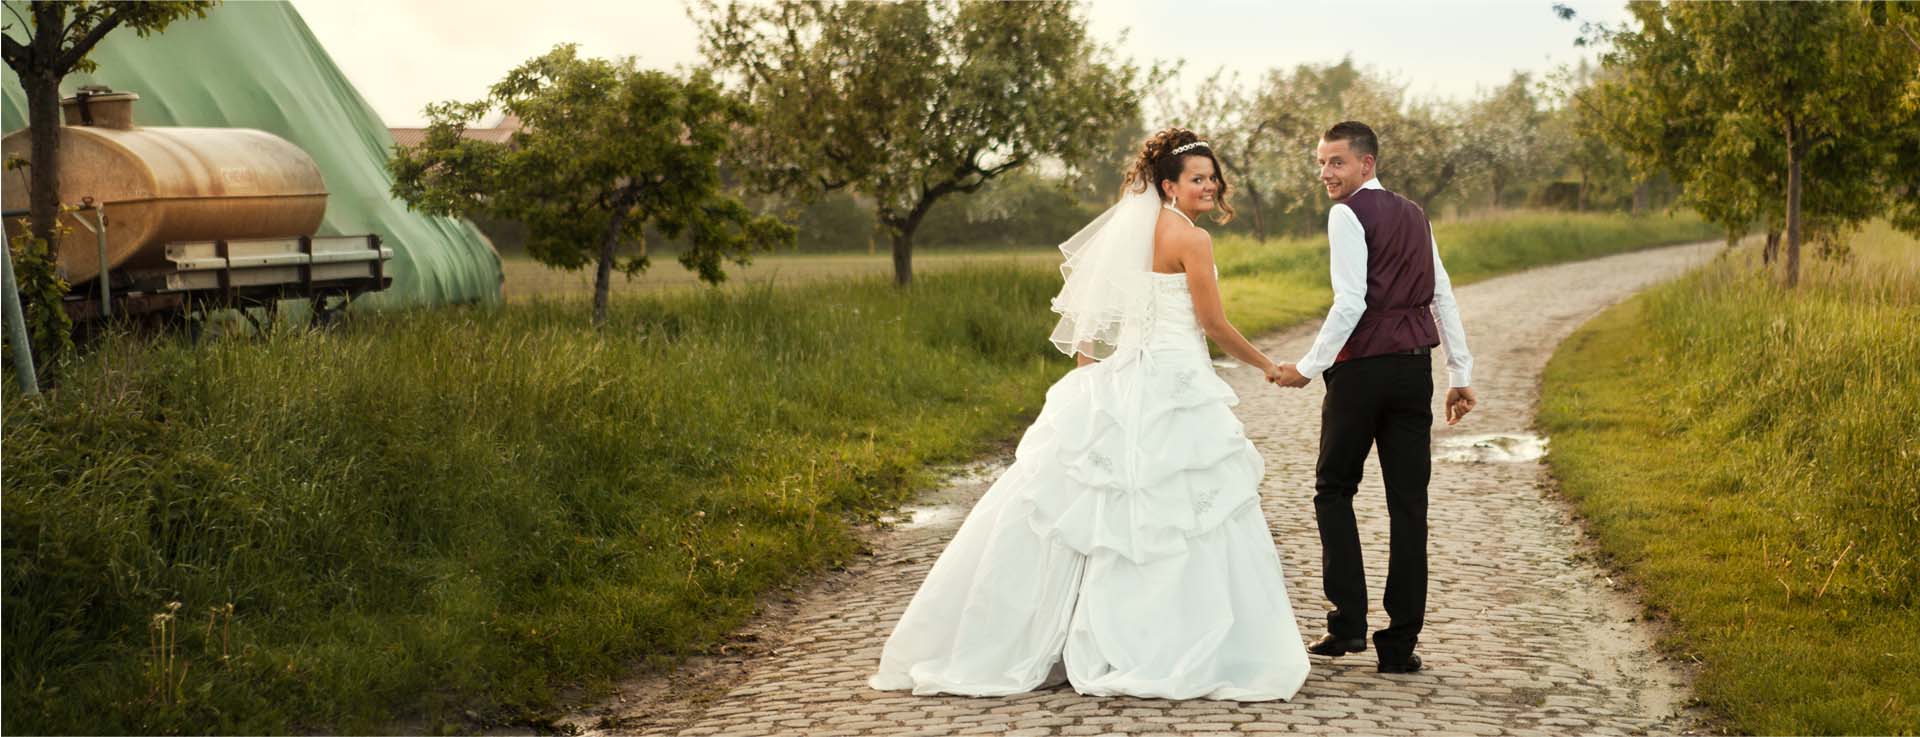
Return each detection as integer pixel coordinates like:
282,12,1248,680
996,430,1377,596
1,88,328,283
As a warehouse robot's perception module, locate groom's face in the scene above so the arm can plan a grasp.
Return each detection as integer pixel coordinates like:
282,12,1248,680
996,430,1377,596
1316,139,1374,202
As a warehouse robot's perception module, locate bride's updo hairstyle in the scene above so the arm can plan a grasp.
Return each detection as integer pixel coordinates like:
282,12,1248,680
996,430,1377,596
1124,127,1235,224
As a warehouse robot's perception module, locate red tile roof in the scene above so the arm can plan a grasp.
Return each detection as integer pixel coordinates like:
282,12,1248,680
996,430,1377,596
388,113,523,150
388,127,429,150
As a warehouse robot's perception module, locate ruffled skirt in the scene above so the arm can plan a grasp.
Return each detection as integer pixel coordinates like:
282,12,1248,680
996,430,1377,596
868,347,1310,701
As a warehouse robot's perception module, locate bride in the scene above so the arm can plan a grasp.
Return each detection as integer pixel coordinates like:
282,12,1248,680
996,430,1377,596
868,128,1311,701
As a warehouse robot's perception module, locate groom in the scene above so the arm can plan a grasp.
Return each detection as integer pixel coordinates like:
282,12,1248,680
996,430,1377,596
1274,121,1476,674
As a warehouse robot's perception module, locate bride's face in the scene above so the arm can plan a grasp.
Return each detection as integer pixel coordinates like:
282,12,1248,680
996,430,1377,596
1162,155,1219,213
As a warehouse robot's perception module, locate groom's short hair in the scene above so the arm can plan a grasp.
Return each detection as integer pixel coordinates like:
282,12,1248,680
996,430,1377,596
1323,121,1378,160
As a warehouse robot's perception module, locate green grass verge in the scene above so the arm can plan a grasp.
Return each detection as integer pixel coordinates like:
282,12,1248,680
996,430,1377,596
1538,221,1920,735
2,210,1717,734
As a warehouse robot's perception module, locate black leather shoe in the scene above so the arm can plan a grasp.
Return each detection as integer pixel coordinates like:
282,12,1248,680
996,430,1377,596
1306,634,1367,656
1377,653,1423,674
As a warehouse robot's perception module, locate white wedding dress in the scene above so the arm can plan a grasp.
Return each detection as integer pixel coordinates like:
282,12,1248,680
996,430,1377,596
869,267,1311,701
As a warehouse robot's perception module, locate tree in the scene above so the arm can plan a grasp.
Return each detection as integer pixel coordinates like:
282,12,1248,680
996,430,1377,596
1544,61,1642,213
1557,11,1704,221
1462,73,1550,210
1871,0,1920,234
1579,2,1919,286
389,45,794,326
1673,2,1911,286
695,0,1157,285
2,1,215,252
1373,97,1471,210
1063,116,1146,212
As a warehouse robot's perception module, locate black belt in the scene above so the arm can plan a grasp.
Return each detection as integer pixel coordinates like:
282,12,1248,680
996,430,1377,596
1332,347,1432,374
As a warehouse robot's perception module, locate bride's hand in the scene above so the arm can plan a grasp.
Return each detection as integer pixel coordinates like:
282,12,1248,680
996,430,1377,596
1269,362,1310,388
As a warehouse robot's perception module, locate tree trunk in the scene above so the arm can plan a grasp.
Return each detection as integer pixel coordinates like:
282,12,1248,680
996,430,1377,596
1243,183,1267,242
1763,228,1781,266
592,210,626,327
1631,180,1649,216
1577,168,1589,212
1412,162,1457,208
24,72,63,253
885,192,943,287
23,2,68,252
1784,125,1803,289
890,227,913,287
17,2,63,251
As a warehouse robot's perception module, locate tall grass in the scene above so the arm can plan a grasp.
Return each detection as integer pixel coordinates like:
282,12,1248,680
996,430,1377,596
2,211,1716,733
4,269,1071,733
1539,221,1920,734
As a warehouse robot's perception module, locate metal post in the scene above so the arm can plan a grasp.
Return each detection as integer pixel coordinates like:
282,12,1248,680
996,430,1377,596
2,239,41,396
82,198,110,318
94,205,110,317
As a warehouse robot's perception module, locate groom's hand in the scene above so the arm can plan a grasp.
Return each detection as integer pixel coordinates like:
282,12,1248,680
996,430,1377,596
1274,363,1310,388
1445,387,1478,425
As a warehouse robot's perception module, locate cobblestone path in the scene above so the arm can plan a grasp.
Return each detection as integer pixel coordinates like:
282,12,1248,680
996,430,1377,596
570,242,1719,737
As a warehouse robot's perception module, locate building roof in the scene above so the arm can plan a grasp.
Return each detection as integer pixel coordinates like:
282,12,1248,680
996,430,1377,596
388,112,523,150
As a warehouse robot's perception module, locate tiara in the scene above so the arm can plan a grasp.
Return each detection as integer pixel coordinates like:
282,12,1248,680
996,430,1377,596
1170,141,1210,155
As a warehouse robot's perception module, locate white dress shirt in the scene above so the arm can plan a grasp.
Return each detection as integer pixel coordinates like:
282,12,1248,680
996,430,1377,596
1295,178,1473,388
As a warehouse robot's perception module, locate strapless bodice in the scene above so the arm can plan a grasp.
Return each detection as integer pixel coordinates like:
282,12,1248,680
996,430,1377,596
1144,270,1207,353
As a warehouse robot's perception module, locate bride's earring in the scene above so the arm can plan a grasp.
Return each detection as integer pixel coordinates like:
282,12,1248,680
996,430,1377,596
1170,194,1179,210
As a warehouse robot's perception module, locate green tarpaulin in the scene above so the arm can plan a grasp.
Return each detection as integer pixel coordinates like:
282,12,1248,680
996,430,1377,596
1,1,502,307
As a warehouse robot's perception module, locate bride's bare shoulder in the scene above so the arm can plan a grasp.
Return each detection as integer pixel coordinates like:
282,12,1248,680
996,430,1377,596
1156,214,1211,247
1160,222,1212,257
1153,219,1212,273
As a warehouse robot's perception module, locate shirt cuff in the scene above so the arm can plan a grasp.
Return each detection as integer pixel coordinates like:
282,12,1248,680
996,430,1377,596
1296,355,1330,380
1447,368,1471,388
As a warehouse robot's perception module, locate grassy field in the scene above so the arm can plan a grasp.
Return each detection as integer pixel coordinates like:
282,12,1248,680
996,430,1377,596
506,209,1726,329
499,248,1062,301
1539,222,1920,735
1,210,1716,734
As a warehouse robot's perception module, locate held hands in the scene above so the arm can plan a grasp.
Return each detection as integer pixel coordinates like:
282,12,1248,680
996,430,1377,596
1445,386,1478,425
1266,362,1311,389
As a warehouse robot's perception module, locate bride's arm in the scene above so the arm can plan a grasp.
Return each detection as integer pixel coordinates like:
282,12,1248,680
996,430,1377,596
1178,232,1279,378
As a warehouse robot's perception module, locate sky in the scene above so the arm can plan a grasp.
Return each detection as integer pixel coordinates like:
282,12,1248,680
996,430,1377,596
289,0,1635,129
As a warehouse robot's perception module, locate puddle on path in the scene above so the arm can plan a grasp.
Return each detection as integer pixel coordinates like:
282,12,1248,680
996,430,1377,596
1433,433,1549,463
879,505,965,530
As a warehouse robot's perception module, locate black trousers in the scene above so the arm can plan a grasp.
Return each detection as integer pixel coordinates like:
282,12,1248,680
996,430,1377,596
1313,353,1432,662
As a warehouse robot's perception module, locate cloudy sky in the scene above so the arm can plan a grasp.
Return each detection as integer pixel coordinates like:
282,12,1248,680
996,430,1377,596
289,0,1633,129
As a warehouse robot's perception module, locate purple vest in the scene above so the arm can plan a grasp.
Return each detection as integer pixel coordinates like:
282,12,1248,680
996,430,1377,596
1335,187,1440,364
